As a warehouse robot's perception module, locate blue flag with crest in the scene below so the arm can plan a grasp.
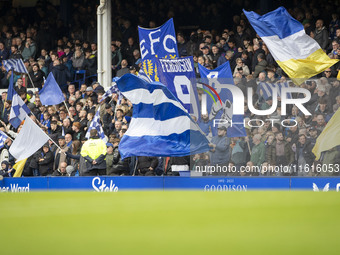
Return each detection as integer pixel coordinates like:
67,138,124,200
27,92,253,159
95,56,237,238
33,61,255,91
138,18,178,82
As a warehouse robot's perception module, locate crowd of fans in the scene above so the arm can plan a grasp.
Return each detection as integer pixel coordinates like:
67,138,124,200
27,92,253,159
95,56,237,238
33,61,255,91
0,0,340,177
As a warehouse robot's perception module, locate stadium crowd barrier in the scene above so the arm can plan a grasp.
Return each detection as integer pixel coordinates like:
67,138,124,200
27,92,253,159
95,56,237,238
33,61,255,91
1,176,340,192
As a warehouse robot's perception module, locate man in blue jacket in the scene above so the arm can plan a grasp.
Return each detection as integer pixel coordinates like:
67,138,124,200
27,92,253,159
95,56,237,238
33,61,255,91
209,126,231,175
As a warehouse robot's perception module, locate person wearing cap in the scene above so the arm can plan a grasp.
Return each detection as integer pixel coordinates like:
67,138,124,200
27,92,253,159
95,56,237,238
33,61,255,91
105,143,114,175
129,65,136,75
53,135,71,172
0,161,13,177
80,129,107,176
308,127,319,146
38,143,54,176
209,126,231,173
103,104,114,135
92,81,105,94
85,86,98,103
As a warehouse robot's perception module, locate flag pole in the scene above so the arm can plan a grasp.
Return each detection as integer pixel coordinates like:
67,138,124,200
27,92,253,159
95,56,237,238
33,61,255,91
26,72,37,89
63,101,71,116
246,138,252,155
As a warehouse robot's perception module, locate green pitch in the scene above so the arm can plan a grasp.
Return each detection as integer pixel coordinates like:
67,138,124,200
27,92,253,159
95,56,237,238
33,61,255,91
1,191,339,255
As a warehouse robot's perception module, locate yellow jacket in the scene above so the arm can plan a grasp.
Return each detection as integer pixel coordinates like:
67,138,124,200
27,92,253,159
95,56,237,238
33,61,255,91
80,138,107,160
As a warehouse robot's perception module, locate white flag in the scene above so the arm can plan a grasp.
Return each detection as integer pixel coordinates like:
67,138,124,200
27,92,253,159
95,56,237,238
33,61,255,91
9,117,50,162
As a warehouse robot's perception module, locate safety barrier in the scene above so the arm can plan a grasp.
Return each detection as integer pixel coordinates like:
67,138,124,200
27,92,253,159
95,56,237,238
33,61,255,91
1,176,340,192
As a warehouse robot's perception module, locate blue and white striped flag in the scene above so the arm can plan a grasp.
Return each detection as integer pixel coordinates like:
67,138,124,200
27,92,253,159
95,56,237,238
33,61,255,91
257,81,292,100
9,93,31,128
277,82,292,99
100,77,123,104
257,82,275,100
0,130,8,149
85,107,107,142
2,59,28,73
116,74,209,159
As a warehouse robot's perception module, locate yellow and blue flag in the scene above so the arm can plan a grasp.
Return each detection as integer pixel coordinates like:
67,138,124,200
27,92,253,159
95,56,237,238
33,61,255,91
243,7,338,84
312,109,340,160
12,158,28,177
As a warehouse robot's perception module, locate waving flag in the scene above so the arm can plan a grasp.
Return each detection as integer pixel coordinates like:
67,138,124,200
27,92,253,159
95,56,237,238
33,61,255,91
257,81,292,100
100,77,122,104
198,62,247,137
243,7,338,85
9,117,50,162
39,73,65,105
155,56,200,120
7,69,16,101
2,59,28,73
138,18,178,81
116,74,209,159
85,107,107,142
312,108,340,160
9,93,31,128
0,130,8,149
12,159,28,177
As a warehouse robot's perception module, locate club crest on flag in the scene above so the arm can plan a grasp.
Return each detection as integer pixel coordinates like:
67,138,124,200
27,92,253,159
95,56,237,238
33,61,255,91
138,18,178,82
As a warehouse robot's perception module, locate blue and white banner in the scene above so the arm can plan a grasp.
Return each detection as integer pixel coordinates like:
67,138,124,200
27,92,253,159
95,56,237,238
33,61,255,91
138,18,178,82
9,94,31,128
0,130,8,149
2,59,28,73
198,62,247,137
116,74,209,159
85,107,107,142
257,81,292,100
4,176,340,192
155,56,200,120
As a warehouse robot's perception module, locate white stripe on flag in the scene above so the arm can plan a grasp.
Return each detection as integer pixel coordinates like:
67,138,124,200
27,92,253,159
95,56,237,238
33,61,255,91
125,116,199,137
122,88,187,111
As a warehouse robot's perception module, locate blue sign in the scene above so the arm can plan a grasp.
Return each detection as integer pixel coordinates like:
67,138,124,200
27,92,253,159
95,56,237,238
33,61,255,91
198,62,247,137
2,177,340,192
164,177,291,190
155,56,200,120
290,177,340,191
138,18,178,82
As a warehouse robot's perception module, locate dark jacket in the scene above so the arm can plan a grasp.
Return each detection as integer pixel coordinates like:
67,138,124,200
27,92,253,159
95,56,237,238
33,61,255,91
137,156,158,175
51,64,71,91
296,140,315,166
253,59,268,78
38,150,54,176
272,140,295,165
265,143,276,166
0,48,9,61
28,69,45,89
107,146,130,175
82,56,97,76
